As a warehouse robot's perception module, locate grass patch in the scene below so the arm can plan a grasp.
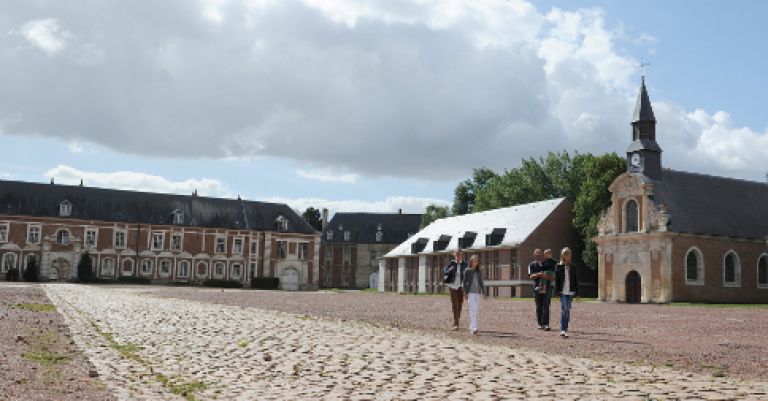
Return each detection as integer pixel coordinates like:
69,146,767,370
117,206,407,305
13,303,56,312
360,288,379,293
155,373,208,401
22,350,70,365
669,303,768,309
237,339,249,348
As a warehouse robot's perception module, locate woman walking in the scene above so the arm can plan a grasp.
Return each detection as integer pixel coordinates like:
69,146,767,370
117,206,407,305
555,247,579,338
443,249,467,330
463,255,485,335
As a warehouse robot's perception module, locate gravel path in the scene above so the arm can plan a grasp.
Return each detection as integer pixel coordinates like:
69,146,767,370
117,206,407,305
151,287,768,381
0,283,115,401
45,284,768,400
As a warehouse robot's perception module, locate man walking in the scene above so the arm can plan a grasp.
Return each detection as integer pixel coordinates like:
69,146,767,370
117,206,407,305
443,249,468,331
528,249,553,330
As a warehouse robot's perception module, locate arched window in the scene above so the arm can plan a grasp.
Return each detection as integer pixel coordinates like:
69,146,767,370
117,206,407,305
141,259,153,275
56,229,70,245
685,248,704,284
2,253,17,272
214,262,226,278
159,260,171,275
723,251,740,287
230,263,242,279
758,254,768,287
101,258,114,277
177,261,189,278
196,262,208,277
625,199,639,233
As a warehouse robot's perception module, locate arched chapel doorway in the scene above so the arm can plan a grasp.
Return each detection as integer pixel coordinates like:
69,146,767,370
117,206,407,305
625,271,641,304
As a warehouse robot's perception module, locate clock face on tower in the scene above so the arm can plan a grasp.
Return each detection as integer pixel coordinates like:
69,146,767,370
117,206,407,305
630,153,642,168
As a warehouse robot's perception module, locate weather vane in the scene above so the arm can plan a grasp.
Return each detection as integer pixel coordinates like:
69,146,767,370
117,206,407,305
638,58,651,77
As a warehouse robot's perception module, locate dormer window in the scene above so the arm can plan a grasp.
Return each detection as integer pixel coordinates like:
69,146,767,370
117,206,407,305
338,223,344,231
171,209,184,225
275,215,289,232
377,224,383,231
343,230,351,241
326,230,333,240
375,231,383,242
59,200,72,217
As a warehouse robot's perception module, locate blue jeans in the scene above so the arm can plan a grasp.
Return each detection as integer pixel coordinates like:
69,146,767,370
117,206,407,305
560,295,573,332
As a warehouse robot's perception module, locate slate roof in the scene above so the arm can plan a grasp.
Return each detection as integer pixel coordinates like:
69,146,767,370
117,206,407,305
0,179,316,234
653,169,768,240
324,213,422,244
384,198,567,257
633,76,656,122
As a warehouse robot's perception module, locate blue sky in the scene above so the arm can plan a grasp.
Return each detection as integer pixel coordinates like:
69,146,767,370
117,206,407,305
2,0,767,213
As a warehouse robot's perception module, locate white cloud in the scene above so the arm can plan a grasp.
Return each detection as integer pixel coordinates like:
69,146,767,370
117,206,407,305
1,1,766,183
44,165,232,197
18,18,72,55
67,142,83,153
296,168,359,183
264,195,449,214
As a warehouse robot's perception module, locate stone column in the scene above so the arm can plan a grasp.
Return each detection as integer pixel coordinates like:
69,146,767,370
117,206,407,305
597,250,605,301
417,255,427,293
378,259,386,292
397,257,405,293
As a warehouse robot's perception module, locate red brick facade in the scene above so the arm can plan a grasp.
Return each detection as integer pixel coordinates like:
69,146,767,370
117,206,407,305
0,215,319,289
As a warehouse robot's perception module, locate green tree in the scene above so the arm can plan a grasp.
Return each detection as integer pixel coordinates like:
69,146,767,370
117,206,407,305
302,207,323,231
22,257,39,282
469,150,625,268
452,167,497,215
573,153,626,268
77,250,95,283
420,204,450,228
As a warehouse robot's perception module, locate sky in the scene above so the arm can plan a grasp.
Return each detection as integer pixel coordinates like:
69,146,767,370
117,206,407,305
1,0,767,214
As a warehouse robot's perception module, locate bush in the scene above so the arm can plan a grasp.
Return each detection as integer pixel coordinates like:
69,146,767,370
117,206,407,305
23,258,40,282
77,251,96,283
6,268,20,282
117,276,151,285
202,279,242,288
250,277,280,290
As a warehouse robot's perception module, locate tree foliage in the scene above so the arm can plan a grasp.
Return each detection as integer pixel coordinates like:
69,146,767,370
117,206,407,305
451,167,497,215
457,151,624,268
420,204,451,229
301,207,323,231
77,250,96,283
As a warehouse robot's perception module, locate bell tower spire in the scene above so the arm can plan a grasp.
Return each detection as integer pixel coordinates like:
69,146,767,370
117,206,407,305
627,76,663,180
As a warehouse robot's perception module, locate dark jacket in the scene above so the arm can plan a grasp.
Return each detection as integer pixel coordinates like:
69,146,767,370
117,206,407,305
443,259,468,285
462,268,485,294
555,263,579,297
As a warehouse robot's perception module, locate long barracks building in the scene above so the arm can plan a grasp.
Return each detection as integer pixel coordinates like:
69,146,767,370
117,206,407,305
0,180,320,290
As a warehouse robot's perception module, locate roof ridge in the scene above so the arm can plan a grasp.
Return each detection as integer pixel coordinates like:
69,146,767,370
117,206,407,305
664,169,768,187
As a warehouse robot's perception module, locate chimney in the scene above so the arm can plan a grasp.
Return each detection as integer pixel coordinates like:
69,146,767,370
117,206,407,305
50,177,54,185
79,179,83,187
321,208,329,230
398,208,402,215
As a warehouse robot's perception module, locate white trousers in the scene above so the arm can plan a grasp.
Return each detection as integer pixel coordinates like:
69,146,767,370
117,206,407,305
468,293,481,331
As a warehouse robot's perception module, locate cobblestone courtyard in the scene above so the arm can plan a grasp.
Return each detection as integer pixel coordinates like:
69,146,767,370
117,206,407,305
38,284,768,400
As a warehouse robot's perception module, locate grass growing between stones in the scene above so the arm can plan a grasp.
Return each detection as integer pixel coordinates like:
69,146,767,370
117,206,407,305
155,373,208,401
13,303,56,312
90,320,208,400
238,339,249,348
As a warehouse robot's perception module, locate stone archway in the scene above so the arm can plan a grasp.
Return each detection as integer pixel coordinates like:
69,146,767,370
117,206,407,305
625,270,641,303
50,259,70,281
281,267,300,291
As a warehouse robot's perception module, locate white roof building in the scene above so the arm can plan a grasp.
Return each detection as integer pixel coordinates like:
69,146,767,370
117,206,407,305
384,198,567,258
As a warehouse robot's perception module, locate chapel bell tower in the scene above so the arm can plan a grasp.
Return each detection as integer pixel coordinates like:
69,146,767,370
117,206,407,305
626,76,663,180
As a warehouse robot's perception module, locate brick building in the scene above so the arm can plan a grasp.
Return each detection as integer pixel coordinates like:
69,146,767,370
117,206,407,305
0,180,320,290
319,211,421,289
380,198,583,297
594,78,768,303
